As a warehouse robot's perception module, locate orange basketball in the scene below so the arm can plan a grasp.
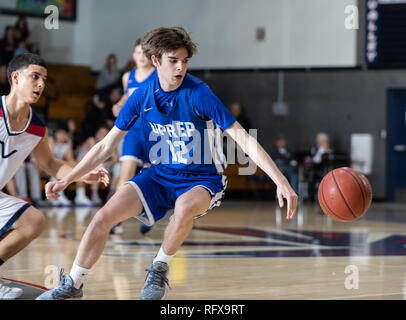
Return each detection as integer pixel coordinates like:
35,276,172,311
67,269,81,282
318,167,372,222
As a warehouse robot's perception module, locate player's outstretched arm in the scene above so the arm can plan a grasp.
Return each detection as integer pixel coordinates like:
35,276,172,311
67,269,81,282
225,121,298,219
33,128,122,197
45,126,126,196
33,128,82,180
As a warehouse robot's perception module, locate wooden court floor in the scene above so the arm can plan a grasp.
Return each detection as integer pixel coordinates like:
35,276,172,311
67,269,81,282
2,200,406,300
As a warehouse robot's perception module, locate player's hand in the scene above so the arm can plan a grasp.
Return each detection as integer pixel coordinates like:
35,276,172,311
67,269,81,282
82,167,110,186
45,180,68,200
112,103,122,118
276,178,298,220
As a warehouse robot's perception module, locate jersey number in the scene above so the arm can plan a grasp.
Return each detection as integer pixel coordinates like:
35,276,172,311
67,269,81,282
166,140,188,164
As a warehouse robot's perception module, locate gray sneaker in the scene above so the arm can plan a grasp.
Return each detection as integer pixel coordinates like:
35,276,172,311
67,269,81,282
0,278,23,300
140,261,170,300
35,269,84,300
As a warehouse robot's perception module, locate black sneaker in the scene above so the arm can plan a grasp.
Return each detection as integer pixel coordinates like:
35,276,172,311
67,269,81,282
140,223,152,235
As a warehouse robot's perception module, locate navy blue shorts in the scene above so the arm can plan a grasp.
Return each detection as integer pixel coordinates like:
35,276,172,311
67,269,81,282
126,166,227,226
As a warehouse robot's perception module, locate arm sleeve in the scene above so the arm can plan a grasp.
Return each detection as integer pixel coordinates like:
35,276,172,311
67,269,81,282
193,83,236,131
114,89,141,131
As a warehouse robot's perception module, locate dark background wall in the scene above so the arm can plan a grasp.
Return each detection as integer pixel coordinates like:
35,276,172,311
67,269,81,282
191,68,406,199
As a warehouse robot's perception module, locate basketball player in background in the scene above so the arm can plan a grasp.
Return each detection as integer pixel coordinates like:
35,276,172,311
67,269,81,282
0,53,109,299
36,27,297,300
110,38,156,235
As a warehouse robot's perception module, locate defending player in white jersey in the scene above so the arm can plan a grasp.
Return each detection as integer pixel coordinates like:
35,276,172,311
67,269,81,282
0,53,110,299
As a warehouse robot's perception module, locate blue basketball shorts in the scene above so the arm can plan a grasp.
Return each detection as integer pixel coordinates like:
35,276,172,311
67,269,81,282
120,127,148,165
125,166,227,226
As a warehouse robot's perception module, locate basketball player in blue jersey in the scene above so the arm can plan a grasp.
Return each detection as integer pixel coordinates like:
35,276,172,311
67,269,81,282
110,38,156,235
0,53,110,299
37,27,298,300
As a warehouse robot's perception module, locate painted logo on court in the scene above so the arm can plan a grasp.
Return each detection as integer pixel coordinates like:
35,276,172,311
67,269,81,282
106,227,406,259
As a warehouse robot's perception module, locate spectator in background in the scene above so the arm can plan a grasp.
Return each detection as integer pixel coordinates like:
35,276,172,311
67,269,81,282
14,41,30,56
89,125,118,205
104,87,122,123
14,156,46,207
229,102,251,131
81,98,111,144
67,119,82,152
0,64,10,95
49,126,95,206
14,16,30,45
270,135,299,194
311,132,332,167
0,26,16,66
309,132,333,201
48,127,75,206
96,54,121,100
75,98,112,204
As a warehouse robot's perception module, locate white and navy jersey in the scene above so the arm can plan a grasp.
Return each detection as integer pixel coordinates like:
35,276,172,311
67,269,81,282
126,68,157,97
0,96,46,189
115,73,236,176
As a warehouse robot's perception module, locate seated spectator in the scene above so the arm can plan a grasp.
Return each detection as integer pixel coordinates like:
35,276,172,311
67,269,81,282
311,133,332,163
89,125,119,205
48,126,93,206
229,102,251,131
14,156,46,207
308,132,333,201
0,26,16,66
96,54,121,100
14,41,30,56
14,16,30,45
0,64,10,95
81,97,110,144
79,87,119,152
270,135,298,194
67,118,82,152
104,87,122,123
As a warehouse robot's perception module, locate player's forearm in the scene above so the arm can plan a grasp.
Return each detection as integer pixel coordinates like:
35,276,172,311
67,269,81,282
227,122,287,185
60,141,114,185
42,158,82,182
240,134,288,185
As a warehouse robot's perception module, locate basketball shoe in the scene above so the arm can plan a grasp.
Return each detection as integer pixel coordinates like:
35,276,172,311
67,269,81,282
35,269,83,300
140,223,152,235
110,222,123,235
0,278,23,300
140,261,170,300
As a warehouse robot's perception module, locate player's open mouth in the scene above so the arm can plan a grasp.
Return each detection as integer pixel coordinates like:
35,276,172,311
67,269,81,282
33,91,40,97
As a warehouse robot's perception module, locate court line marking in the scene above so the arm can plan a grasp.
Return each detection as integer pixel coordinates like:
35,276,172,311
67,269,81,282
0,277,47,291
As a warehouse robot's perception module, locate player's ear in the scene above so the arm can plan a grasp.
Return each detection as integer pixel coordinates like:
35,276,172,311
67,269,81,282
11,71,20,86
151,55,160,68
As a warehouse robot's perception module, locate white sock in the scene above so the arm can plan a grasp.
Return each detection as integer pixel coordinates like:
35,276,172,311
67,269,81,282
69,263,89,289
153,247,174,265
76,187,85,198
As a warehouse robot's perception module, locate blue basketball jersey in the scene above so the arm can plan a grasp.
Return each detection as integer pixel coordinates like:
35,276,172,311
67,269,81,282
115,73,236,176
121,68,157,162
126,68,156,96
